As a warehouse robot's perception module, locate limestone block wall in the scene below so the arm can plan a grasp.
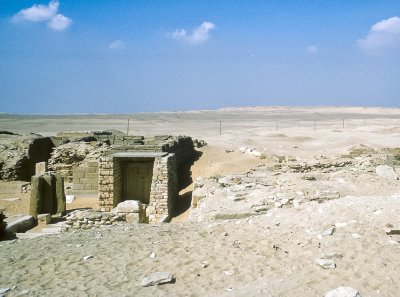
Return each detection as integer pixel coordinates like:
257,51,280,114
72,161,99,192
98,153,178,222
148,154,177,222
98,156,113,211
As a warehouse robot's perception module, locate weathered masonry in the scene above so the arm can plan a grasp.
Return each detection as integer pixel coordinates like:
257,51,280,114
98,152,177,222
97,136,196,223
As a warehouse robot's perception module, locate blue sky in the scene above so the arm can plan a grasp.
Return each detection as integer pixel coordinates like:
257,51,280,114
1,1,399,114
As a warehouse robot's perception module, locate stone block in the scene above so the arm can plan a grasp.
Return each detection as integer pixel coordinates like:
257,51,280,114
84,172,98,178
74,167,88,173
87,161,98,167
80,177,98,184
125,213,140,223
35,162,47,175
86,167,97,173
73,184,86,190
73,172,85,179
38,213,51,225
5,215,35,233
114,200,143,213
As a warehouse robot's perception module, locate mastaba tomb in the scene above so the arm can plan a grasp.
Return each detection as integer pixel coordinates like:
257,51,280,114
96,135,197,222
1,130,200,223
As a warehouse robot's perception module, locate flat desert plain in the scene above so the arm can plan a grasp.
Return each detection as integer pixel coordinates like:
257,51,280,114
1,106,400,297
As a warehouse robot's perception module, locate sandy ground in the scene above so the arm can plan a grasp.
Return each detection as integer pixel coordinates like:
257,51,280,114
1,106,400,296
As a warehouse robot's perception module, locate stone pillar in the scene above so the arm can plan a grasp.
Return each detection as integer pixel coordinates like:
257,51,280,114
42,174,56,214
54,174,66,215
29,175,44,218
29,173,66,218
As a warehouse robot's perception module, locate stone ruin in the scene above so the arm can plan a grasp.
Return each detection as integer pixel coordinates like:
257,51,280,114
51,132,198,223
0,131,54,181
1,130,200,225
97,135,196,222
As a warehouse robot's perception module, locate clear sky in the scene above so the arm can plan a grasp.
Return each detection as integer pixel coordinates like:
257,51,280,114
1,1,399,114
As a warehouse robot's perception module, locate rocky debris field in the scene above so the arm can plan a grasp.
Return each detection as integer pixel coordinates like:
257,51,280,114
0,193,399,296
191,146,400,222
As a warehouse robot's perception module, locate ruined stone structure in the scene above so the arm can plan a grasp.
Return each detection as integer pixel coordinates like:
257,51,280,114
96,135,195,222
0,133,54,181
1,129,197,224
98,152,178,222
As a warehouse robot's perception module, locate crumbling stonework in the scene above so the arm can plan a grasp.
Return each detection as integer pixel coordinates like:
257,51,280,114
62,210,124,231
0,133,54,181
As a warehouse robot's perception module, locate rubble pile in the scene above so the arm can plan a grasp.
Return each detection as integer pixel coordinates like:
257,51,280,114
62,210,124,232
191,147,400,222
48,143,109,181
0,133,54,181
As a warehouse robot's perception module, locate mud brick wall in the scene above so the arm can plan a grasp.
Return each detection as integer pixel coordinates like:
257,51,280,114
72,161,99,192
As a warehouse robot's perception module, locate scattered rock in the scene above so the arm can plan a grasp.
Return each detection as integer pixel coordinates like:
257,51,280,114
376,165,398,180
322,227,335,236
199,261,209,268
315,258,336,269
335,222,347,228
312,190,340,202
5,215,35,233
193,139,207,148
140,272,174,287
223,270,235,275
83,255,94,260
113,200,142,213
0,288,11,295
384,227,400,235
149,252,156,258
351,233,361,239
37,213,51,225
66,195,76,204
324,286,361,297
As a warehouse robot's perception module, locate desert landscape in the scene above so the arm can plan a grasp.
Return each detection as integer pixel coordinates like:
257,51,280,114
0,106,399,296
